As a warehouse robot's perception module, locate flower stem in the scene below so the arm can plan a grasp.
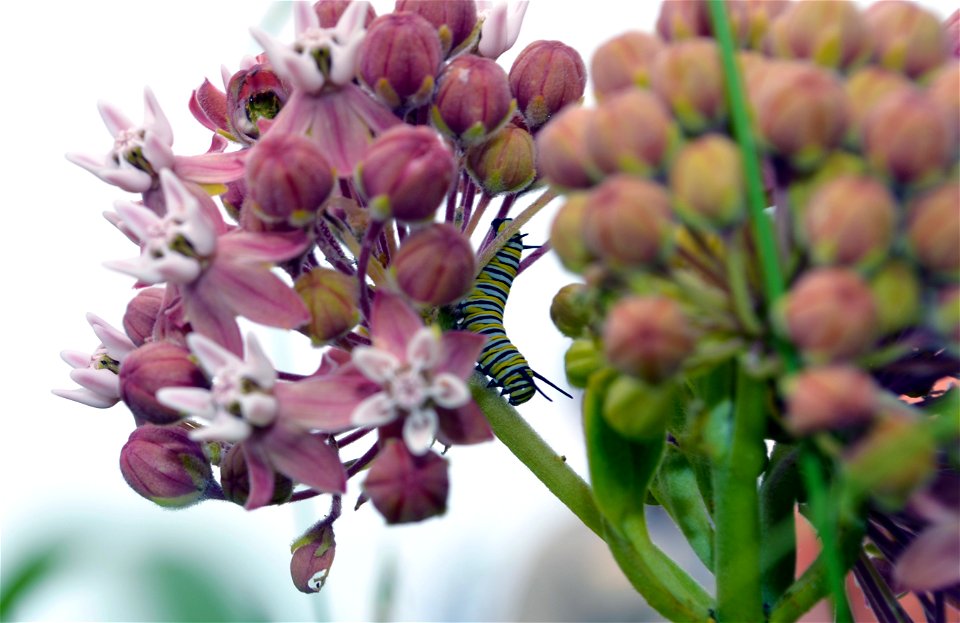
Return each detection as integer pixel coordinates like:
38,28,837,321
475,189,557,271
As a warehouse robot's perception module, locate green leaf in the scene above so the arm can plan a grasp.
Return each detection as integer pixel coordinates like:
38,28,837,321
0,544,63,622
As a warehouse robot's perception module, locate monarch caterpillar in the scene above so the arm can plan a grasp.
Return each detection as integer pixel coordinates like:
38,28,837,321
458,219,572,405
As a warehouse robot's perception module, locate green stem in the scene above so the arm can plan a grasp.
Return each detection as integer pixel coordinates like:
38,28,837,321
725,237,764,336
474,189,557,273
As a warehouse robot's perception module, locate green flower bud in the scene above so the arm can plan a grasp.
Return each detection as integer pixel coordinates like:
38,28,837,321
220,443,293,507
119,424,215,508
651,38,727,134
509,40,586,130
432,55,515,146
564,338,603,389
669,134,746,229
870,261,922,336
602,374,675,440
357,12,443,110
393,223,476,306
465,125,536,195
766,0,872,70
844,66,913,147
535,106,602,189
656,0,710,41
783,364,878,436
906,181,960,279
933,286,960,351
603,295,696,383
294,268,360,345
549,193,594,272
587,89,680,176
590,31,664,100
926,61,960,149
550,283,591,338
864,0,950,79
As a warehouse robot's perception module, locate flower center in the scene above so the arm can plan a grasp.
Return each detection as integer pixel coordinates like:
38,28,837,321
212,367,277,427
390,368,429,412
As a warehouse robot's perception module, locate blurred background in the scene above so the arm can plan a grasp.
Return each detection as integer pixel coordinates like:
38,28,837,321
0,1,951,621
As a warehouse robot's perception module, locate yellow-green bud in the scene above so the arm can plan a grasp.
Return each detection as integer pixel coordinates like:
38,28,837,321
294,268,360,345
465,125,536,196
651,38,727,134
844,66,913,147
602,374,675,440
870,261,922,336
564,338,603,389
669,134,746,229
933,286,960,352
550,283,591,338
766,0,872,70
864,0,950,79
590,31,664,100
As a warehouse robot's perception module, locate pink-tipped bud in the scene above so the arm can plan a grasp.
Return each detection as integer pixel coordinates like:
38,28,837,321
357,12,443,111
509,40,586,130
656,0,710,41
245,132,334,226
535,106,601,189
465,124,536,195
926,61,960,148
314,0,376,27
219,443,293,507
603,295,696,383
393,223,477,306
591,31,664,100
783,365,878,435
844,67,914,147
290,523,337,593
550,193,593,272
225,65,289,144
800,175,897,268
780,268,878,362
766,0,872,70
119,342,209,425
669,134,746,229
119,424,214,508
906,181,960,279
870,261,921,336
726,0,789,50
587,89,680,176
582,176,675,268
396,0,478,57
864,0,950,79
294,268,360,345
123,287,165,347
652,38,727,134
550,283,591,339
356,125,456,223
363,439,449,524
431,55,515,146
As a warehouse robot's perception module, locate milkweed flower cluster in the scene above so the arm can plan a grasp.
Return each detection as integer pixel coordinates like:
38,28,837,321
56,0,587,595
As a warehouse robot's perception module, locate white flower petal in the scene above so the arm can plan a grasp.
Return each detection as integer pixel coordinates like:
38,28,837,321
293,0,318,36
159,169,195,219
97,100,133,137
51,388,118,409
156,387,218,419
61,350,92,369
113,200,160,242
187,332,241,377
143,88,174,146
155,252,203,284
351,392,398,427
403,408,438,456
103,257,166,285
97,167,153,193
243,334,277,389
87,314,136,360
70,367,120,398
353,347,401,384
406,327,441,372
430,373,471,408
142,131,175,171
240,393,279,427
189,412,252,443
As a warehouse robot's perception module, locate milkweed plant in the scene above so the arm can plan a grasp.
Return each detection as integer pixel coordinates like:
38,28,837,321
56,0,959,620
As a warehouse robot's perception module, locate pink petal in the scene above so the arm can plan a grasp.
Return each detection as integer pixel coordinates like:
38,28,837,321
60,350,91,369
191,79,229,133
207,134,229,153
308,91,375,175
342,84,402,134
261,422,347,494
183,279,244,355
407,328,442,371
186,332,239,376
204,261,310,330
370,290,423,360
352,347,401,384
293,0,319,36
143,88,174,146
241,441,277,510
895,519,960,591
70,367,119,397
436,402,493,446
216,231,310,263
98,167,153,193
142,132,175,171
97,101,133,137
113,200,160,242
429,373,470,408
275,373,381,432
435,331,486,379
173,152,246,185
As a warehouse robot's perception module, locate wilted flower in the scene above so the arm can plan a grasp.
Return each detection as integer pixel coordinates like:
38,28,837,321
224,64,290,144
54,313,137,409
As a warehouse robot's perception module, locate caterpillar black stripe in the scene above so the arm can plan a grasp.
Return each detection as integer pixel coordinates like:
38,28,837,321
458,219,572,406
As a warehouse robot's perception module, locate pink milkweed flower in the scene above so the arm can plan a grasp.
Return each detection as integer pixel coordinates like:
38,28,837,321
476,1,529,60
53,313,136,408
105,170,310,355
157,333,348,509
67,88,246,195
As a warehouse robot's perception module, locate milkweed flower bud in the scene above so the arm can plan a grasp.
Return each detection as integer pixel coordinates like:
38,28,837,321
290,523,336,593
603,374,675,440
123,287,165,347
119,342,209,425
669,134,746,229
226,65,289,144
245,132,334,226
509,40,586,130
396,0,478,58
355,125,456,223
465,124,536,195
726,0,788,50
314,0,376,28
651,38,727,134
550,283,591,338
656,0,710,41
787,151,868,217
800,175,897,268
766,0,871,71
564,338,602,388
431,55,515,145
780,268,878,362
535,106,601,189
587,89,680,177
219,443,293,506
844,67,913,146
783,365,878,435
870,261,921,336
582,176,675,268
590,31,664,100
550,193,593,272
926,61,960,148
862,89,952,187
604,296,696,385
392,223,476,306
119,424,215,508
294,268,360,345
906,181,960,279
357,12,443,111
933,286,960,349
864,0,949,79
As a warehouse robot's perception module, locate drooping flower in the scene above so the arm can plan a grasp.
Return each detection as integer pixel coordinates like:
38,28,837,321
53,313,136,408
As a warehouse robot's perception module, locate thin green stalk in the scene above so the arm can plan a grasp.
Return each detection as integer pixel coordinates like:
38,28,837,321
725,237,764,335
474,189,557,273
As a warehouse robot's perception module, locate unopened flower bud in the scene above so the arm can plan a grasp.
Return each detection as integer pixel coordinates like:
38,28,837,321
314,0,376,28
656,0,710,41
356,125,456,223
363,439,449,524
119,342,209,425
431,55,515,145
780,268,878,362
862,89,952,187
754,61,849,170
766,0,871,70
119,424,214,508
582,176,675,268
535,106,602,189
245,132,334,226
565,338,603,388
395,0,478,57
800,175,897,268
670,134,746,229
843,66,913,146
393,223,476,306
226,65,289,143
294,268,360,345
783,365,878,435
906,181,960,278
465,125,536,195
221,179,247,222
290,524,336,593
603,374,675,440
550,283,591,338
652,38,727,134
933,286,960,350
358,12,443,110
726,0,788,50
509,40,586,130
864,1,949,79
603,295,696,382
590,31,664,100
587,89,680,176
219,443,293,506
123,287,165,346
870,261,922,336
787,151,868,217
550,193,593,272
926,61,960,148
